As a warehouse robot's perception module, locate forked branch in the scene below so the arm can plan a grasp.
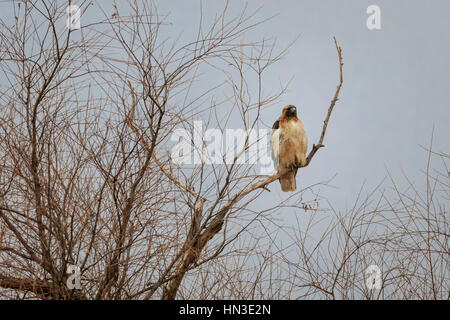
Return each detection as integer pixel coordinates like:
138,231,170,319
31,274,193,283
305,36,343,165
156,37,343,299
126,37,343,300
247,36,344,190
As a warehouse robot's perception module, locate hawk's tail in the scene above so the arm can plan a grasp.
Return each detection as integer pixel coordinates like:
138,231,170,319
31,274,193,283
280,170,296,192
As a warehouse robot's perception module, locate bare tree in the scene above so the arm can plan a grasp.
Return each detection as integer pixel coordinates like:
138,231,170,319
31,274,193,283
0,0,447,301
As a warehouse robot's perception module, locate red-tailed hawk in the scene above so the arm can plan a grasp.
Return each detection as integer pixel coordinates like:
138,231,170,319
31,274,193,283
271,105,308,192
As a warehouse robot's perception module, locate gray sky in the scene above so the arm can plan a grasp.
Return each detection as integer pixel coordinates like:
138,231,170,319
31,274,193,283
152,0,450,210
2,0,448,210
0,0,447,297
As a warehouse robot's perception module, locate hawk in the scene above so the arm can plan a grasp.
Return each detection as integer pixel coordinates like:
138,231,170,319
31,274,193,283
271,105,308,192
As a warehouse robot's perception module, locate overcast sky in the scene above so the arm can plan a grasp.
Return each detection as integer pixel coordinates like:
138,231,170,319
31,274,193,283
1,0,448,219
0,1,447,299
149,0,450,211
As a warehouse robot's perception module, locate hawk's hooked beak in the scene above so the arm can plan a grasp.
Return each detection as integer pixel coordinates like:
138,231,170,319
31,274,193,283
286,105,297,117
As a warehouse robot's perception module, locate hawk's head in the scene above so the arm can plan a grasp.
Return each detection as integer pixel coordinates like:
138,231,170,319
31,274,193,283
282,105,297,118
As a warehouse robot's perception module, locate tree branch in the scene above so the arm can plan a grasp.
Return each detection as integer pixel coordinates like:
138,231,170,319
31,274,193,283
305,36,343,165
0,275,53,298
159,37,344,299
228,36,343,194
